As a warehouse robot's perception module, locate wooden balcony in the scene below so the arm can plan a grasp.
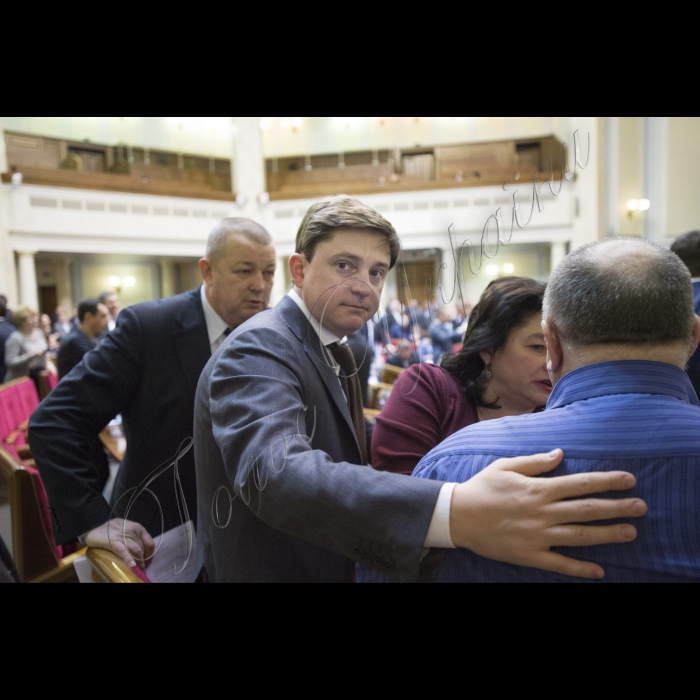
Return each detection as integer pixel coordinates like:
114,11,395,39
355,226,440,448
266,135,566,201
3,131,235,201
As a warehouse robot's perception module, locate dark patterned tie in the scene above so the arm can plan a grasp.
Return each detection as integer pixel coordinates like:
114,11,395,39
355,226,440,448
330,343,368,466
224,327,233,338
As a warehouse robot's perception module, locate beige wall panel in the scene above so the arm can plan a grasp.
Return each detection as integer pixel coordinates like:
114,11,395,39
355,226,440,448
177,261,202,293
66,117,103,143
27,117,62,138
618,116,644,237
81,263,155,308
667,117,700,236
460,245,550,309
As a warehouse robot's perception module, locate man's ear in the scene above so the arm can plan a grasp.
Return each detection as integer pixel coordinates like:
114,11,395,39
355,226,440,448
542,320,564,375
689,316,700,359
289,254,306,289
199,258,212,284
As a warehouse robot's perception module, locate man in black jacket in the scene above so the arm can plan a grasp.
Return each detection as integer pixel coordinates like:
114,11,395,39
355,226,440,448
57,299,109,380
56,298,112,493
29,218,276,569
0,295,14,328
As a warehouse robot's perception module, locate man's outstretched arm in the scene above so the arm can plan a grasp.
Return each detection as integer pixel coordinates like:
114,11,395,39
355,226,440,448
209,327,646,582
449,450,647,580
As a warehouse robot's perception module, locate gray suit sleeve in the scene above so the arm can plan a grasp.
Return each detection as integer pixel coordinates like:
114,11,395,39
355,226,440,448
209,326,444,583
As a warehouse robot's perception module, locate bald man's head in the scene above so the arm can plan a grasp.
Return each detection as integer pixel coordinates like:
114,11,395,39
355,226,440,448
206,218,273,265
544,238,696,347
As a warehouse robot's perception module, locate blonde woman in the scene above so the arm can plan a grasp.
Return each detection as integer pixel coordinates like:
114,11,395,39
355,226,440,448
4,307,53,391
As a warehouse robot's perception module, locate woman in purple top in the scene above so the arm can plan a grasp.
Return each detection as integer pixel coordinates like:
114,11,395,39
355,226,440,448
372,277,551,476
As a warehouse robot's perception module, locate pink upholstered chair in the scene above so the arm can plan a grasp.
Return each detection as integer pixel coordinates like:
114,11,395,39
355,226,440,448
0,379,87,583
0,446,87,583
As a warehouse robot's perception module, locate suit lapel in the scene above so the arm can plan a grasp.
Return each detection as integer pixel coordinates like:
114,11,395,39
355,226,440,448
173,287,211,405
276,297,361,459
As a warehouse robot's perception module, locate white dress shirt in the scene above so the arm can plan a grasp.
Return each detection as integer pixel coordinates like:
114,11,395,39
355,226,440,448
200,285,231,354
288,289,456,551
289,288,344,376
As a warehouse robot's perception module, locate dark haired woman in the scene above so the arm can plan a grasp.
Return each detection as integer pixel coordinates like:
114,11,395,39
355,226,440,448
372,277,550,476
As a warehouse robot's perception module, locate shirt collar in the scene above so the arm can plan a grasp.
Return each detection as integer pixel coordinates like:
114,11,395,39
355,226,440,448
200,284,230,347
692,277,700,284
547,360,700,411
288,288,345,347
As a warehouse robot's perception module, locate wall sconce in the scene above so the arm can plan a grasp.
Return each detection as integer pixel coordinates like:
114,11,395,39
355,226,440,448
236,193,249,208
108,276,136,293
627,199,651,219
486,264,515,277
258,192,270,207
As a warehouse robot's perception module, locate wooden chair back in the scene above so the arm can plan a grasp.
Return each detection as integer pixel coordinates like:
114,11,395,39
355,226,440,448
0,446,84,583
381,364,406,386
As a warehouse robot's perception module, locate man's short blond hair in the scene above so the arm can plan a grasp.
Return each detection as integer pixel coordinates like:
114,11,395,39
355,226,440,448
296,195,401,269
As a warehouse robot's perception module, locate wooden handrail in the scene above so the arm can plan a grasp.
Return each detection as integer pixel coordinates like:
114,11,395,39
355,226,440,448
0,378,34,394
30,548,87,584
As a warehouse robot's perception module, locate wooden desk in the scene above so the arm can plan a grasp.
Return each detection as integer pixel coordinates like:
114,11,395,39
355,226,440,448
99,428,126,463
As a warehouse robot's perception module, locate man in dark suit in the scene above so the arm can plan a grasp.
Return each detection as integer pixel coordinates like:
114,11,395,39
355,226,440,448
429,307,467,363
386,340,419,369
0,296,15,383
672,231,700,397
56,298,111,492
195,196,646,583
0,295,14,328
29,218,277,569
56,299,109,380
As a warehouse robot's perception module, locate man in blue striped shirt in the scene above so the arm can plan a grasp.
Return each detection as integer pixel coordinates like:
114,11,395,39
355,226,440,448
413,238,700,583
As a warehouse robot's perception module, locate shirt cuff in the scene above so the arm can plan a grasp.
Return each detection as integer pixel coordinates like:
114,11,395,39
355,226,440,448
424,483,457,550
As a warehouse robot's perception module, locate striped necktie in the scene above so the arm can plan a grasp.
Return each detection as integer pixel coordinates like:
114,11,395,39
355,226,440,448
330,343,368,466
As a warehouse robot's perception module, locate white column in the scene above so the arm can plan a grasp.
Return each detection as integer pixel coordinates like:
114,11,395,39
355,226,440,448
569,117,604,251
550,242,568,273
604,117,620,237
0,116,7,174
270,256,288,308
159,258,177,299
0,197,17,307
0,117,18,305
18,251,39,311
644,117,669,243
57,256,74,312
231,117,267,222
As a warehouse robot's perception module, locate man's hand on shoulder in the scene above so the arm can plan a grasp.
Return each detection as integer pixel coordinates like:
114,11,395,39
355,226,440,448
85,519,156,570
449,450,648,580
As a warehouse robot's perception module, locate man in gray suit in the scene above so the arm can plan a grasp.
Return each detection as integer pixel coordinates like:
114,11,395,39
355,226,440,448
195,196,647,583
